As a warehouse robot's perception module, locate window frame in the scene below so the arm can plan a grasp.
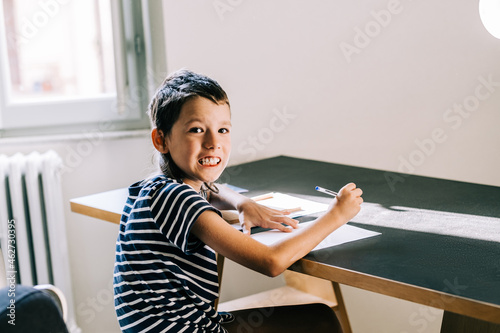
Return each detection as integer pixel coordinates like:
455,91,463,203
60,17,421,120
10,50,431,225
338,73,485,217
0,0,165,138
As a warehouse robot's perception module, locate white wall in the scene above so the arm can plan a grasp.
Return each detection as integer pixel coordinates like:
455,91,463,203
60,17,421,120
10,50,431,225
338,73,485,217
164,0,500,187
162,1,500,332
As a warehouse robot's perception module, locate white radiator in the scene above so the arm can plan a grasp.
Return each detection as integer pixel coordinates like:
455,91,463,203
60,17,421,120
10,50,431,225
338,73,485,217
0,151,80,333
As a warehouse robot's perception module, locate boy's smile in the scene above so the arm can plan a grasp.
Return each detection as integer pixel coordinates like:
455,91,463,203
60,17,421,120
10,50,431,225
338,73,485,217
198,157,221,166
158,96,231,192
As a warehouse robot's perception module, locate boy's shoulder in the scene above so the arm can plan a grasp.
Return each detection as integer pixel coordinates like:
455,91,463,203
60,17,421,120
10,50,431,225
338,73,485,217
129,175,194,199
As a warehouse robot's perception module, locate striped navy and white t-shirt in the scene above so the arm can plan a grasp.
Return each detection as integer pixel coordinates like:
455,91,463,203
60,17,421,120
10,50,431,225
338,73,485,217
114,176,232,332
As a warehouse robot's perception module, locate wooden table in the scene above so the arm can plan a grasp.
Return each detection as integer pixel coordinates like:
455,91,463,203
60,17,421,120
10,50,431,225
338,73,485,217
70,188,126,224
70,156,500,332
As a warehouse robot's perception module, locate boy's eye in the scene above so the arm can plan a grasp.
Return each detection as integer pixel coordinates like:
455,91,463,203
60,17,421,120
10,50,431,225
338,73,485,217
189,127,203,133
219,128,230,134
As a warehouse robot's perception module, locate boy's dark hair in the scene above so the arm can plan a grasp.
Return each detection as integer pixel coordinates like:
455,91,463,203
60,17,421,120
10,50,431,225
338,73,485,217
148,69,230,181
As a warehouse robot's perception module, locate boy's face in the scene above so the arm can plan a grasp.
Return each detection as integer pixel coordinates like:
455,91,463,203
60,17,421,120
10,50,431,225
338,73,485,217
164,96,231,191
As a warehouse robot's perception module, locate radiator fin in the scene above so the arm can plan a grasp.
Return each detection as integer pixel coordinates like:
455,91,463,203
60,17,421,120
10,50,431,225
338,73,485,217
0,151,80,333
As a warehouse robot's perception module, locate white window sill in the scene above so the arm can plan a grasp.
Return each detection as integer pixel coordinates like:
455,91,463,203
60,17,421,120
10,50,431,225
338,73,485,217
0,129,150,146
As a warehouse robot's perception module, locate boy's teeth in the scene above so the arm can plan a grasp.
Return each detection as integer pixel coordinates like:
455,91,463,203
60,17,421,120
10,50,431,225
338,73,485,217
199,157,220,165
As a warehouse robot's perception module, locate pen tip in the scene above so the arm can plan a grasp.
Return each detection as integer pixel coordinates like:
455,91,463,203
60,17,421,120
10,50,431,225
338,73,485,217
315,186,320,190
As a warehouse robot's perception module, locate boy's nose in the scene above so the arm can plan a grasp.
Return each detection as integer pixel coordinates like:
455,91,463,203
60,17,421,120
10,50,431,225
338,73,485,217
203,132,220,150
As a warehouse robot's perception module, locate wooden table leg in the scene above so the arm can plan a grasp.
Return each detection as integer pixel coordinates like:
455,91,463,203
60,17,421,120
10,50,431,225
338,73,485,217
440,311,500,333
214,254,225,311
331,282,352,333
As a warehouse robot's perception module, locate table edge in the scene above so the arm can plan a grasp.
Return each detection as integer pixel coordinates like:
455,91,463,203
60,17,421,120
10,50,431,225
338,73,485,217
70,201,121,224
290,258,500,324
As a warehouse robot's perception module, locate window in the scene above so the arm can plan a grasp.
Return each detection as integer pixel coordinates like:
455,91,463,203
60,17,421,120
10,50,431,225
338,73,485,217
0,0,164,137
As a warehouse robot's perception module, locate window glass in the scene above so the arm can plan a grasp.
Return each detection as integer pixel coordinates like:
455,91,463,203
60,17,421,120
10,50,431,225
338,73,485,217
2,0,115,103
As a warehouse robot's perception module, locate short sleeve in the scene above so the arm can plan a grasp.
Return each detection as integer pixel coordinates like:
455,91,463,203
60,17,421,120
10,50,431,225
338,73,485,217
150,182,220,253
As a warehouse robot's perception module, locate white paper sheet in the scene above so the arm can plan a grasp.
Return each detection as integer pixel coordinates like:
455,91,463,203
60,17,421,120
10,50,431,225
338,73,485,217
256,192,329,218
225,192,380,250
252,222,381,252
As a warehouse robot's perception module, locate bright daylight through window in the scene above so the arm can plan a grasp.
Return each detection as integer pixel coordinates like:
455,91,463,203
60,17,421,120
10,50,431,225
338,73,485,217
0,0,152,137
3,0,115,101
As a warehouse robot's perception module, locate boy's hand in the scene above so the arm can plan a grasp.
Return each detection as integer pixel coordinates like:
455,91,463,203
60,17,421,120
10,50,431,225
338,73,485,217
237,199,299,235
327,183,363,223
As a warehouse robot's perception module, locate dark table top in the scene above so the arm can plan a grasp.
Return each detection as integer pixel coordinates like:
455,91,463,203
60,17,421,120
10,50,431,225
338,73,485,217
221,155,500,322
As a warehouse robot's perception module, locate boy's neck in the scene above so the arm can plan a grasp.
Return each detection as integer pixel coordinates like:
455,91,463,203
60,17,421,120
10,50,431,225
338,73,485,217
182,178,202,193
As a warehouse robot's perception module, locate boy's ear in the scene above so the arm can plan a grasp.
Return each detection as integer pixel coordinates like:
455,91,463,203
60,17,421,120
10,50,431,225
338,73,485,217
152,128,169,154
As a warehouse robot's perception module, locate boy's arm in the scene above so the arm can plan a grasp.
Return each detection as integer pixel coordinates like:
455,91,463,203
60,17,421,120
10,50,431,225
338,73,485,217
207,184,242,210
209,184,298,234
192,183,363,277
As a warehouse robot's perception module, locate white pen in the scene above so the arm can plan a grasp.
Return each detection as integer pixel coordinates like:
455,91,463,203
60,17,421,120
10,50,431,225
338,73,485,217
315,186,338,197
